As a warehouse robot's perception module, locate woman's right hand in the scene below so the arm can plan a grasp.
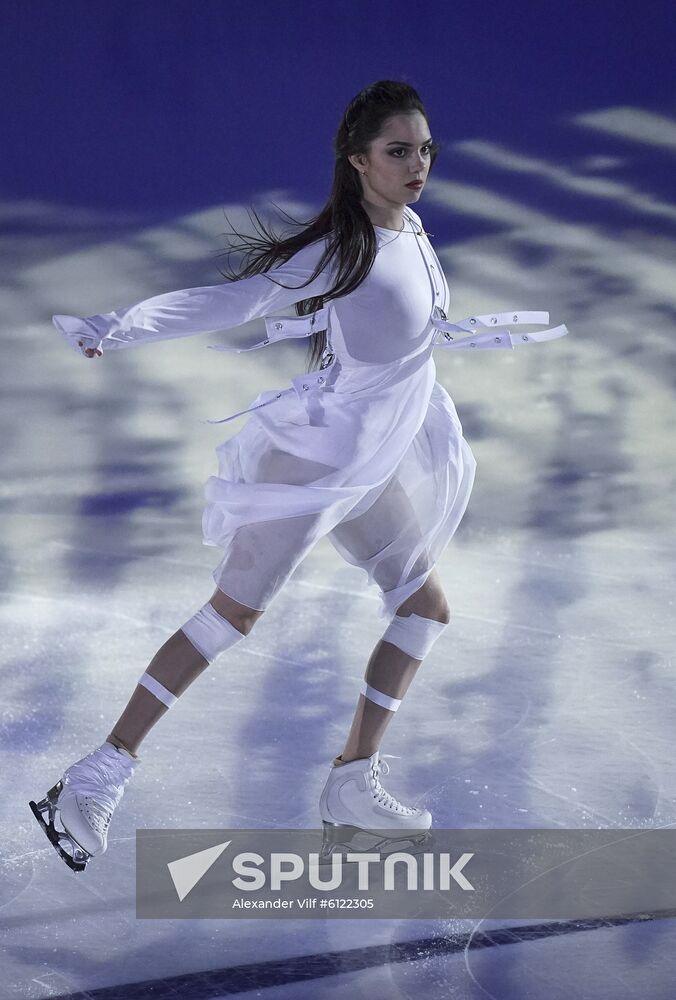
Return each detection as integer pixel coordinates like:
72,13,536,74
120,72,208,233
53,315,105,356
78,340,103,358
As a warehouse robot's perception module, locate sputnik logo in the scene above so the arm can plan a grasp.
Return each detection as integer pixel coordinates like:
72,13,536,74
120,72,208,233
167,842,475,900
168,841,231,902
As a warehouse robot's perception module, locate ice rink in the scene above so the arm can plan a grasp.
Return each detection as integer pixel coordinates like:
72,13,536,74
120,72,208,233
2,5,676,999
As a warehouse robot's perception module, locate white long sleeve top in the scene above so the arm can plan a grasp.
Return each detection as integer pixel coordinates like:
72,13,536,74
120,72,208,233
52,206,568,427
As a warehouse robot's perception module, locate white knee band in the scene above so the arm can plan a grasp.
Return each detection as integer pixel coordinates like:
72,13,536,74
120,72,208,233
382,612,449,660
361,680,401,712
180,602,247,664
138,671,178,708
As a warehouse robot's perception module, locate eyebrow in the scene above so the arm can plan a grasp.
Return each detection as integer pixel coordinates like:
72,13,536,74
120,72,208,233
385,137,433,146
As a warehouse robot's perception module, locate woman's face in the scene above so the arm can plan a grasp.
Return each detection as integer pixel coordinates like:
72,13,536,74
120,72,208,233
349,111,433,208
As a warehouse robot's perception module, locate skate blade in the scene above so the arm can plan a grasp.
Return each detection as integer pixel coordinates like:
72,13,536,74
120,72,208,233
320,820,431,860
29,781,90,873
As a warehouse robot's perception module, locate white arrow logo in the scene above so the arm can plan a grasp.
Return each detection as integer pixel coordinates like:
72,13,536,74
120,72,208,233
167,841,231,902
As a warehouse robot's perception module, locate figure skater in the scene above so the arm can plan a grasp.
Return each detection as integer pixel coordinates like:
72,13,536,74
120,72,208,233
30,79,567,871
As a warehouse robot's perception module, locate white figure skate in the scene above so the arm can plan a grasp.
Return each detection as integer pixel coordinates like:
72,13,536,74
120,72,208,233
29,741,138,872
319,750,432,836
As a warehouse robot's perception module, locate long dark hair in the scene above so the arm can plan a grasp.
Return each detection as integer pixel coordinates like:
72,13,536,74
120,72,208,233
214,79,440,372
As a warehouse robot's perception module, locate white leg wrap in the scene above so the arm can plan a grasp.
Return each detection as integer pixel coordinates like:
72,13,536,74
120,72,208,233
180,602,247,664
360,680,401,712
382,611,449,660
138,671,178,708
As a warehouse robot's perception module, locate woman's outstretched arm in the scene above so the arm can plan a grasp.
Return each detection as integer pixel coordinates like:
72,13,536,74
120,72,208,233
52,238,334,356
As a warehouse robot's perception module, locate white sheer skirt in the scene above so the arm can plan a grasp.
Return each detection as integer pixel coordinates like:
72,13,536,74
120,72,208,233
201,355,477,620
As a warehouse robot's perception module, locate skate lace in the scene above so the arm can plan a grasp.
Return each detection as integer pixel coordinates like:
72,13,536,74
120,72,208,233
73,751,134,834
84,795,115,834
369,754,418,815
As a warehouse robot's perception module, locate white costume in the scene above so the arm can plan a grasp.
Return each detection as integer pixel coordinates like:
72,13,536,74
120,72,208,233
34,207,569,870
53,207,568,620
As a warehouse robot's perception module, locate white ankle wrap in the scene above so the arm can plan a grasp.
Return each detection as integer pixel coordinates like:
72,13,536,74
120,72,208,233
382,612,449,660
360,680,401,712
138,671,178,708
180,602,247,663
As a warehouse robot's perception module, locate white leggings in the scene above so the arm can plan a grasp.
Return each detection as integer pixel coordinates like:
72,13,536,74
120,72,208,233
141,465,454,713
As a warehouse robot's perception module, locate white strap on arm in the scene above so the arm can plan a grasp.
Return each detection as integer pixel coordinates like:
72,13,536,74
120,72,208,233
206,305,330,354
433,310,569,351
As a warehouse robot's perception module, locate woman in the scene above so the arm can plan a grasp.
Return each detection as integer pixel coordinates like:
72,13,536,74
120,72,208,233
30,80,567,872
